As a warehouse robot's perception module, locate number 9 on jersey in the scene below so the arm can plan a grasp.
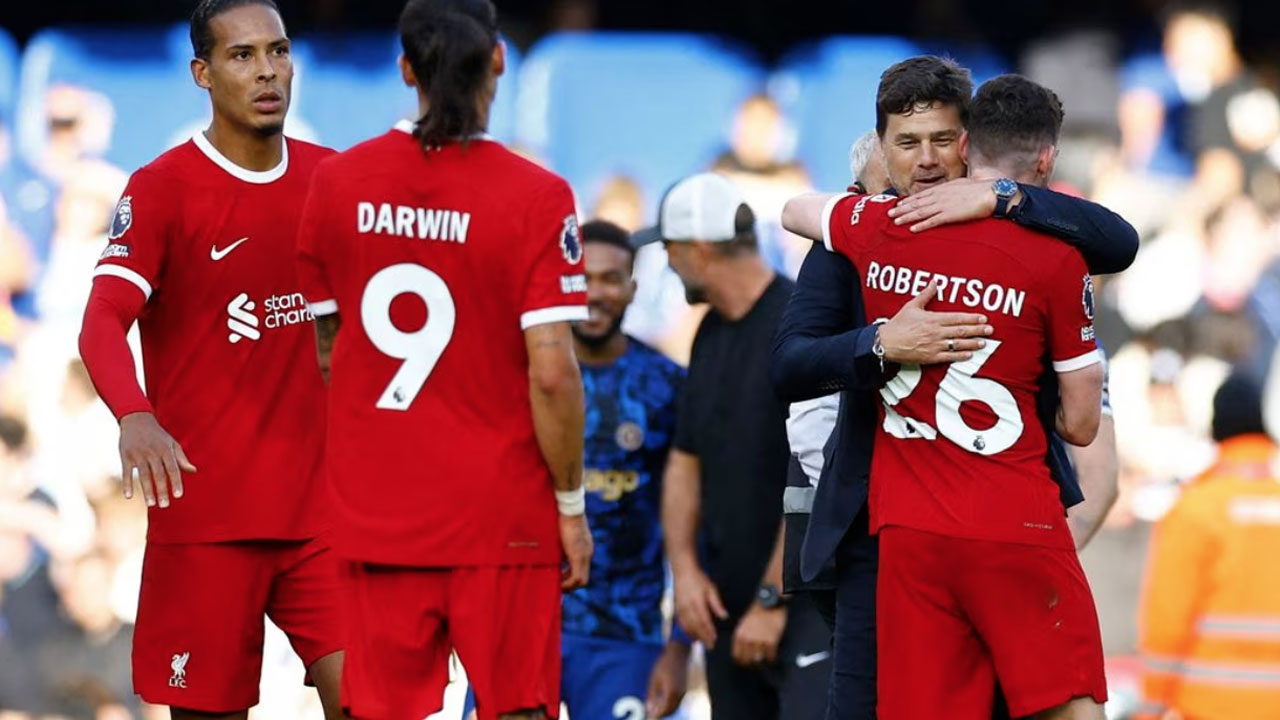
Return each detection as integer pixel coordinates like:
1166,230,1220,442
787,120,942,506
360,263,456,411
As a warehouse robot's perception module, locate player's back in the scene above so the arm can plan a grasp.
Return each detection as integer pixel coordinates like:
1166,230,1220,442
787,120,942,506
824,193,1098,549
296,122,587,567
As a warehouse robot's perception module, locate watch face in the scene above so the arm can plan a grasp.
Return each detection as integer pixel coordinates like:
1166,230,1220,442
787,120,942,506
994,178,1017,197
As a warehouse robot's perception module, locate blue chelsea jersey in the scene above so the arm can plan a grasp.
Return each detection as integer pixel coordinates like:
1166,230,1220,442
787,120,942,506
562,338,684,645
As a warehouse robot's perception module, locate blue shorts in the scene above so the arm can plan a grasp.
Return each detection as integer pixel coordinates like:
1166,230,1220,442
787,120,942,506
462,634,673,719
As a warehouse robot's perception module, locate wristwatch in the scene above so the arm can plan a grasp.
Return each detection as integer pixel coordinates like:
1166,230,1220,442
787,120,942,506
757,583,785,610
992,177,1018,218
871,318,888,373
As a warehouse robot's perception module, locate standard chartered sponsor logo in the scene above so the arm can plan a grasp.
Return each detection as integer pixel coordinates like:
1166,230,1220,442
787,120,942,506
226,291,313,344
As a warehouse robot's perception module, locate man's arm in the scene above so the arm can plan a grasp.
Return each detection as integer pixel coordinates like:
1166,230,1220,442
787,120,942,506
731,522,787,667
886,178,1139,274
312,314,341,384
1055,363,1104,446
525,321,592,591
663,448,728,648
79,277,196,509
1066,414,1118,550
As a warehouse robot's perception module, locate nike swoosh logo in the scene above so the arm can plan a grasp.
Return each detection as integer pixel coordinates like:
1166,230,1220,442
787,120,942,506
795,651,831,668
210,237,249,261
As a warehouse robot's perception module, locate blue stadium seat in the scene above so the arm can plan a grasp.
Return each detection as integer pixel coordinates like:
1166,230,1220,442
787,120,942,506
515,32,763,206
15,25,204,172
290,33,522,151
0,28,18,128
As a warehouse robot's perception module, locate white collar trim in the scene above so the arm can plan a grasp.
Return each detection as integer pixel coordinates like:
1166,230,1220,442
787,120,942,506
392,119,491,141
192,131,289,184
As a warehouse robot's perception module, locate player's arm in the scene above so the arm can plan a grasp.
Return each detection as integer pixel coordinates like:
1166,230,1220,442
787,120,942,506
312,313,341,384
1044,247,1105,446
525,321,592,591
780,191,843,243
887,178,1139,274
1055,363,1103,445
663,447,728,648
79,175,196,510
731,522,786,668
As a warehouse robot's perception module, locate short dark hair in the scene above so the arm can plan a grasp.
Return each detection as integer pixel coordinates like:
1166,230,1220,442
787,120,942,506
190,0,281,60
966,74,1064,169
875,55,972,137
581,219,635,265
400,0,498,149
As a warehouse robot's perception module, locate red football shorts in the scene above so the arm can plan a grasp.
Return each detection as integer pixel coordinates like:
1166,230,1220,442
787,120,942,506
877,526,1107,719
131,536,342,712
340,562,561,720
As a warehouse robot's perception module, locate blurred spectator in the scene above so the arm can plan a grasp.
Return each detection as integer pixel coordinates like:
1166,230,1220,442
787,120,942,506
1135,371,1280,720
38,550,138,719
590,174,645,232
1164,3,1280,219
0,414,75,659
0,193,32,367
710,93,811,278
33,86,115,187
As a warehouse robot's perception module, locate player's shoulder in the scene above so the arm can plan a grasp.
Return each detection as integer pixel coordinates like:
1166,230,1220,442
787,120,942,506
482,141,571,197
133,140,201,184
963,218,1084,275
626,337,684,377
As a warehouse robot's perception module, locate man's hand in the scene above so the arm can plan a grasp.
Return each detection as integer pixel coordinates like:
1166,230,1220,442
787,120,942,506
558,513,593,590
673,564,729,648
878,280,993,365
118,412,196,508
731,602,786,668
887,177,1021,232
645,640,691,718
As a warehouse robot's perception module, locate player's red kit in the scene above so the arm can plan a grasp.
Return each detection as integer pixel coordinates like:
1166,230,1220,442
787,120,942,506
78,133,339,712
295,120,588,720
822,192,1108,718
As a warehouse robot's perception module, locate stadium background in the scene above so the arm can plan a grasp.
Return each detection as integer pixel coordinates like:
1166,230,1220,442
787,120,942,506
2,0,1279,718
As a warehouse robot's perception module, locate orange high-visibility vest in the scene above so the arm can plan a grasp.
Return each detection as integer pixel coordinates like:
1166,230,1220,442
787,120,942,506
1137,434,1280,720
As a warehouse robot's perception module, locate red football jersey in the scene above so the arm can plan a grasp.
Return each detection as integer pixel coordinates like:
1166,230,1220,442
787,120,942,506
93,134,334,543
824,192,1100,550
295,122,588,567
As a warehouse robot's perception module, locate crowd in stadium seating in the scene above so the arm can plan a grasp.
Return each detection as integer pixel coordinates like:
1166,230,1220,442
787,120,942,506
1,3,1279,718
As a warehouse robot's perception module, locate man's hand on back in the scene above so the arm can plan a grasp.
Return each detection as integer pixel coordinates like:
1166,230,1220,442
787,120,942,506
887,177,1022,232
118,412,196,508
877,279,993,365
559,512,593,590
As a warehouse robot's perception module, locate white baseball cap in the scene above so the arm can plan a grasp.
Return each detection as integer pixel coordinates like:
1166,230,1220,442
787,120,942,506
632,172,750,247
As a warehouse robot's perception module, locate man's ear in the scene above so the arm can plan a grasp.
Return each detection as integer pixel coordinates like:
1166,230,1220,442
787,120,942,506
1037,145,1058,182
399,53,416,88
958,130,970,165
191,58,212,91
493,40,506,78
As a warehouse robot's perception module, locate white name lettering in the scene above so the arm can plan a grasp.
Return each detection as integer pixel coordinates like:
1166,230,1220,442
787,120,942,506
358,202,471,244
863,261,1027,318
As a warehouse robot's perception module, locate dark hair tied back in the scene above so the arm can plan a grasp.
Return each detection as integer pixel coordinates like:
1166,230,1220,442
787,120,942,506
399,0,498,150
